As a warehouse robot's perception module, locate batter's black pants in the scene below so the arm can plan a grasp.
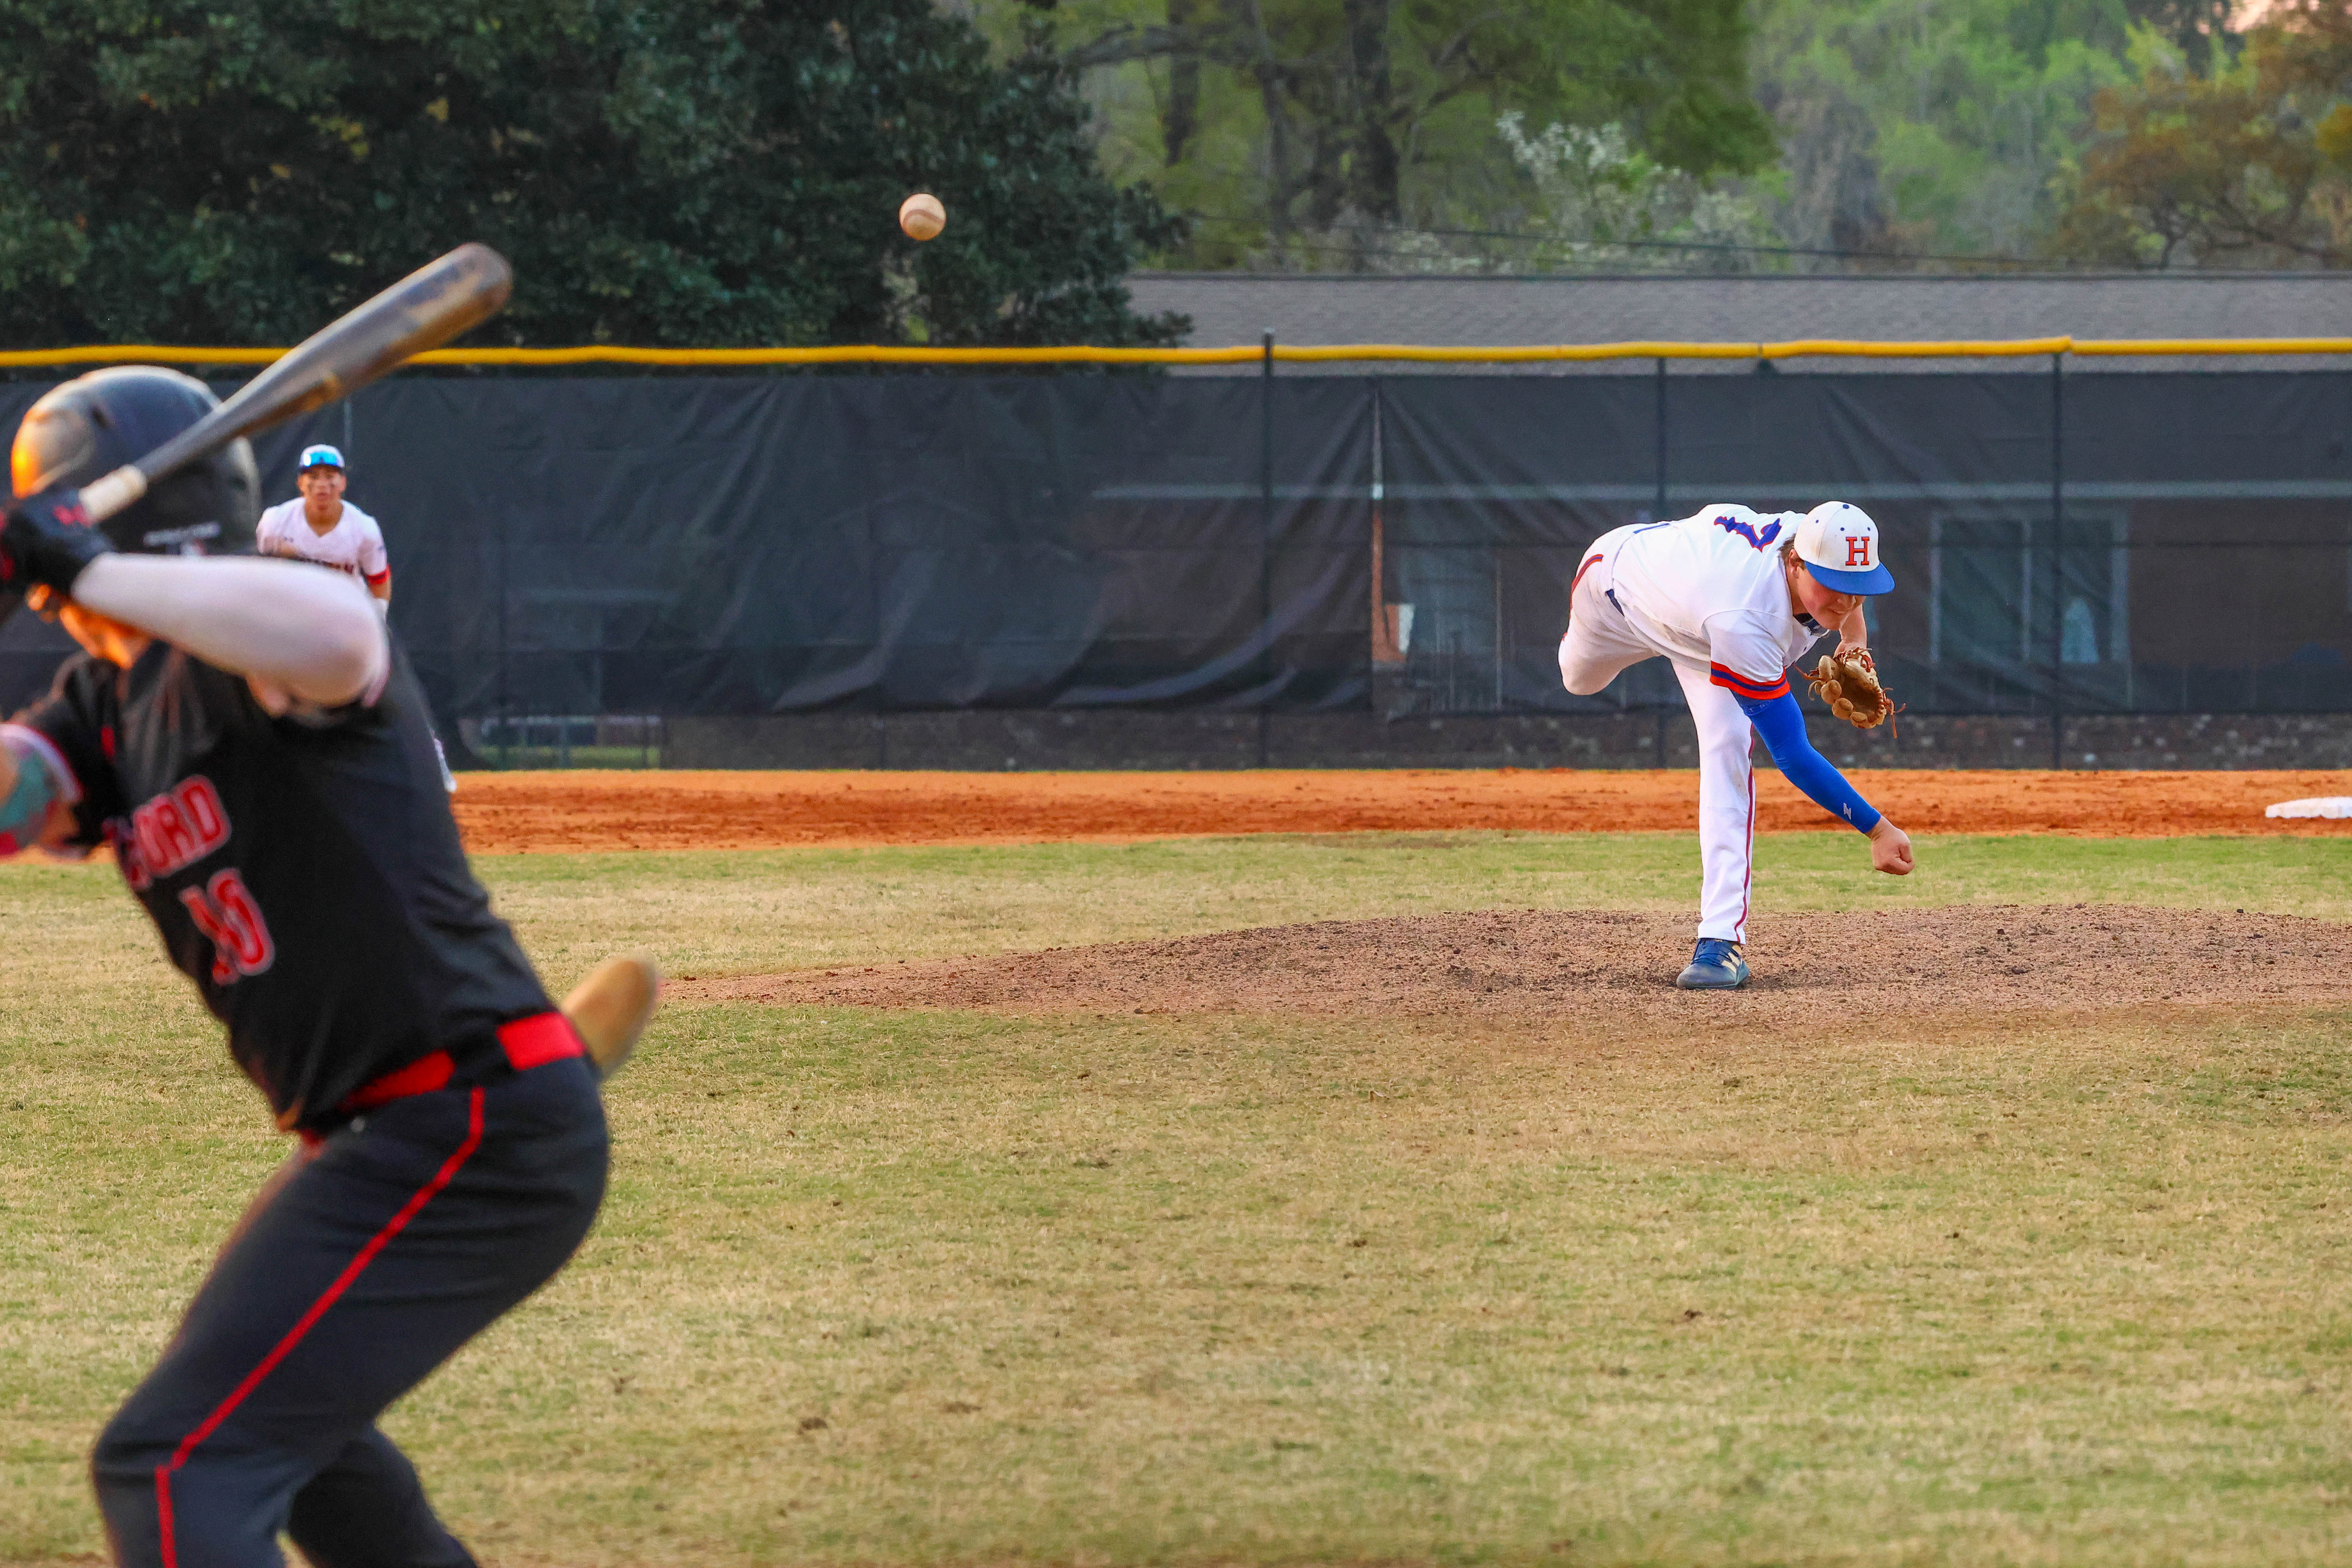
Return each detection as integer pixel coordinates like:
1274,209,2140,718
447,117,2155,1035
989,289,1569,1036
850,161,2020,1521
91,1055,608,1568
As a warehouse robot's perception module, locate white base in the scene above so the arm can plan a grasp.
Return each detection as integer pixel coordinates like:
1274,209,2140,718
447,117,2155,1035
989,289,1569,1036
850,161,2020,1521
2265,796,2352,819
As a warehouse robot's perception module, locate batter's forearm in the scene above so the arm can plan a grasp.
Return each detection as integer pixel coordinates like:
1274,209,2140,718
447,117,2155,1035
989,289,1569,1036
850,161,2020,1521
70,555,387,706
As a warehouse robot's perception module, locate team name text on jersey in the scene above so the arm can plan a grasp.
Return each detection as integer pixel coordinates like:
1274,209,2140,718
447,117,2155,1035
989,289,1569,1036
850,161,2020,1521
114,775,231,891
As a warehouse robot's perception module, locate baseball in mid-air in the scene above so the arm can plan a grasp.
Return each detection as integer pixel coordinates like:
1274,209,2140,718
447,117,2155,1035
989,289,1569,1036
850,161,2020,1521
899,193,946,241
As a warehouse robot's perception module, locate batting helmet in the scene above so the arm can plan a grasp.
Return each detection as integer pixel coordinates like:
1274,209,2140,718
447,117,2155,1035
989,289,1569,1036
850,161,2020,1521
10,367,259,558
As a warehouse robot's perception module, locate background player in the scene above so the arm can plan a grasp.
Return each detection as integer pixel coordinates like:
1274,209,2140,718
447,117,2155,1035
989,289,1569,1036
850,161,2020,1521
1558,501,1915,989
0,367,639,1568
256,441,463,791
256,443,390,610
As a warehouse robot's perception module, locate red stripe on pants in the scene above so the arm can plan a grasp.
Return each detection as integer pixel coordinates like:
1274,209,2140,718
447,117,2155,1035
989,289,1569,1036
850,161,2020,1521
1739,761,1756,941
154,1088,486,1568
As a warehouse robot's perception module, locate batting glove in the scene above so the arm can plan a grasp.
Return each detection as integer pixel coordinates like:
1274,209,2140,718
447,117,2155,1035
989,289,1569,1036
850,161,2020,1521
0,489,112,596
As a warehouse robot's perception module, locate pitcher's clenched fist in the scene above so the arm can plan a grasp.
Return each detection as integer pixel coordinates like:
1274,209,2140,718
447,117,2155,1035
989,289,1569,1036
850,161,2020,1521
1869,818,1915,875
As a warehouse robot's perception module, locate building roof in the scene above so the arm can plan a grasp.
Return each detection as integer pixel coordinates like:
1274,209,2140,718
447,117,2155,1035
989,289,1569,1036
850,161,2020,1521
1122,271,2352,374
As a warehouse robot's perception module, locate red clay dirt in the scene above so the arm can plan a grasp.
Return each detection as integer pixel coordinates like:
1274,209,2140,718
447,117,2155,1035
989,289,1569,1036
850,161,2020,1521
451,768,2352,854
672,905,2352,1032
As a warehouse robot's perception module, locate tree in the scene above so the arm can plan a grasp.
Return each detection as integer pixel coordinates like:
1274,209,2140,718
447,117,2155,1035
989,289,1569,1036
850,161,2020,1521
0,0,1186,347
978,0,1774,269
1499,114,1778,271
2123,0,2238,58
2052,0,2352,267
1744,0,2136,265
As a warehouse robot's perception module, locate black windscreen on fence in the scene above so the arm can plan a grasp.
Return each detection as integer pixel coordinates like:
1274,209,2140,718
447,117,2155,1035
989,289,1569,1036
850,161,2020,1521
1380,369,2352,720
0,367,2345,726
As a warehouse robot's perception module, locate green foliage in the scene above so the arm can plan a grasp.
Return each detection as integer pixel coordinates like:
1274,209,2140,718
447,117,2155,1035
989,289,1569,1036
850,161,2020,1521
973,0,2250,272
2052,1,2352,267
1746,0,2136,260
980,0,1773,269
0,0,1185,347
967,0,2233,271
1500,114,1780,270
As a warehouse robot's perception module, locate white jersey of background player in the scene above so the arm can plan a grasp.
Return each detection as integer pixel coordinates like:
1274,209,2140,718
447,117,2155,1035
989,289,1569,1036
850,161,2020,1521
1559,502,1914,989
255,444,389,610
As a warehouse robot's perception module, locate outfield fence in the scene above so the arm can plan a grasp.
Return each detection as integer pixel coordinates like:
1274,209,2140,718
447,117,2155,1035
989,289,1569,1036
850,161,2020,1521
6,335,2352,366
0,340,2346,763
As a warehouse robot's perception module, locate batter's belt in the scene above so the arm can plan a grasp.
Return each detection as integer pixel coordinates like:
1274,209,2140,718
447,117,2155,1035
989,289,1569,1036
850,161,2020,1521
339,1012,584,1115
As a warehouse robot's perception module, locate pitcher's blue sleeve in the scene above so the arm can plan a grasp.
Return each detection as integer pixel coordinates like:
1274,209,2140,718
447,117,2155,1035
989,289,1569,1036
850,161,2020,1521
1732,688,1882,834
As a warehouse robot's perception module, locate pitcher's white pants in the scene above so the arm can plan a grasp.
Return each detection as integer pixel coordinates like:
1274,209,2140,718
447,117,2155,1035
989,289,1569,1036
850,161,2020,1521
1558,528,1758,944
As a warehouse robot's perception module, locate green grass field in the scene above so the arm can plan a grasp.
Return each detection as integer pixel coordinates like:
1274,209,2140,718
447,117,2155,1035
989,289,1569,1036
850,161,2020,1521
2,833,2348,1566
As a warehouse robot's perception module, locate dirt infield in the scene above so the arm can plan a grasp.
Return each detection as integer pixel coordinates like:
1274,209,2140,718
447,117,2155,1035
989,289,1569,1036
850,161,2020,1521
673,904,2352,1030
451,767,2352,852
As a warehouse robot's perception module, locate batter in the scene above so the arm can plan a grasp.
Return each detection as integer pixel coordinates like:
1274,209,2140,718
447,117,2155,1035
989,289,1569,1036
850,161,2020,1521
0,366,636,1567
1559,501,1915,988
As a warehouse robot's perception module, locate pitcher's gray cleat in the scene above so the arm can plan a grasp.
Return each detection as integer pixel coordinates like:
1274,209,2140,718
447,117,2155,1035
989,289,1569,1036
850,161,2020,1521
563,953,661,1081
1675,938,1751,990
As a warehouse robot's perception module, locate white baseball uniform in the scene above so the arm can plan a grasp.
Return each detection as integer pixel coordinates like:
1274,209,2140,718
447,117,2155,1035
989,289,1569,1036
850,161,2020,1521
255,499,390,594
1558,506,1836,943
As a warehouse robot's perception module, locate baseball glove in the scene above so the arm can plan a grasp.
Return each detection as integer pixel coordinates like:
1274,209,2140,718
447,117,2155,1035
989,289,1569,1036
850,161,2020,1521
1805,647,1901,732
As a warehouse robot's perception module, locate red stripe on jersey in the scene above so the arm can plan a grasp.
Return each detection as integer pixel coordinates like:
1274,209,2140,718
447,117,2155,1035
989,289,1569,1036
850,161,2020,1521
1709,663,1789,701
1570,551,1605,598
364,569,390,587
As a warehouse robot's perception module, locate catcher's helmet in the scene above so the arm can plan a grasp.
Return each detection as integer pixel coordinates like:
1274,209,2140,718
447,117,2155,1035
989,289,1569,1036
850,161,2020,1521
10,367,259,558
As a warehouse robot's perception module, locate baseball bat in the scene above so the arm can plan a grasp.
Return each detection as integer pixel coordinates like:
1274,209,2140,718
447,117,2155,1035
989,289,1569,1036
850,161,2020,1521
78,243,513,524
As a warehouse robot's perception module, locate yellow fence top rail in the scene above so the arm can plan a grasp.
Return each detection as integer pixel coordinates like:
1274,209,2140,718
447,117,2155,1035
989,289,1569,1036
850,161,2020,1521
4,336,2352,369
2068,336,2352,356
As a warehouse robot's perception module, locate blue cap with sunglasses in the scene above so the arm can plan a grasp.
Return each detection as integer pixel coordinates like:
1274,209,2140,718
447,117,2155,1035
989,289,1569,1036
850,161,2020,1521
299,444,345,471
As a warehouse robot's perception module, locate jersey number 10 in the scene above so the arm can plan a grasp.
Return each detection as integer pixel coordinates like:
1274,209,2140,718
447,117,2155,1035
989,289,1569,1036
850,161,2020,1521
179,870,277,986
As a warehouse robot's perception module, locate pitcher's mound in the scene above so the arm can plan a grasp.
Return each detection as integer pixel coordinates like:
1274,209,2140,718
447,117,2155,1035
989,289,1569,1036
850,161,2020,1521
675,905,2352,1027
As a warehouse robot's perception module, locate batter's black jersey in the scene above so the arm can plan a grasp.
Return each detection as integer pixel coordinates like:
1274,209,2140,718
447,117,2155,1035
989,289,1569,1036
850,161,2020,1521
10,637,551,1129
